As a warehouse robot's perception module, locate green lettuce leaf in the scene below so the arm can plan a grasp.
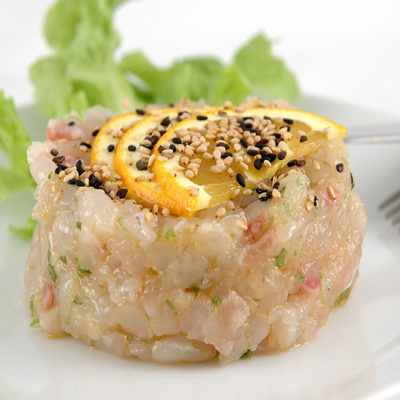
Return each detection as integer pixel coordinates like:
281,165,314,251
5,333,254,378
9,217,38,240
0,91,35,203
234,33,300,100
30,0,140,118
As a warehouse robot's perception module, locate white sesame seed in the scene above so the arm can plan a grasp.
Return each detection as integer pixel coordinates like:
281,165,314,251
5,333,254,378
312,160,320,171
157,156,168,162
272,117,283,124
153,204,158,214
243,155,252,164
147,173,155,181
239,162,248,171
278,141,286,151
327,185,336,200
63,171,76,183
188,223,198,233
235,220,248,231
126,157,133,166
234,143,241,153
177,144,185,153
79,145,89,153
227,168,234,178
231,188,241,200
305,202,313,212
135,175,146,182
94,172,102,180
196,145,208,153
190,189,200,197
181,156,189,166
317,178,326,186
148,154,156,168
57,138,68,145
272,188,281,198
235,106,246,113
224,156,233,166
185,170,195,179
226,201,235,211
323,126,331,135
185,147,194,157
102,171,111,179
54,190,63,203
307,194,315,202
140,146,151,155
172,165,185,172
216,207,226,219
242,189,253,196
161,208,170,217
210,165,222,174
144,212,153,223
279,126,288,134
213,149,221,160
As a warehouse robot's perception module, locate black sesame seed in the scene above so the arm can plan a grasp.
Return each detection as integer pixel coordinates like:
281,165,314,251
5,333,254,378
263,116,271,121
117,188,128,199
169,144,176,152
76,160,84,175
182,141,192,146
52,155,65,163
236,173,246,188
217,143,230,150
55,163,67,174
278,151,287,160
74,179,85,187
136,160,148,171
243,116,253,121
240,138,248,148
314,196,319,208
300,135,308,142
275,138,284,144
251,128,260,135
107,144,115,152
254,159,262,170
260,150,268,158
161,116,171,127
196,115,208,121
68,121,75,126
273,182,280,190
256,188,267,194
218,111,227,117
158,145,166,153
247,149,259,157
221,152,233,159
128,145,136,152
350,172,354,185
92,129,100,137
259,139,269,144
245,122,252,129
136,109,146,115
50,148,58,156
263,153,277,163
239,123,247,131
149,136,159,145
158,130,166,136
259,196,269,202
172,137,182,144
89,174,102,188
336,163,344,173
255,143,267,149
272,133,281,139
283,118,293,125
141,144,153,150
287,160,297,167
80,142,91,149
297,160,306,167
68,178,77,185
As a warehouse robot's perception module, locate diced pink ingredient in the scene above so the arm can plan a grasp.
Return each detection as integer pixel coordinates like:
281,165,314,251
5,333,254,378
249,211,267,234
64,155,77,166
42,283,55,311
319,186,343,209
299,259,321,295
46,119,84,142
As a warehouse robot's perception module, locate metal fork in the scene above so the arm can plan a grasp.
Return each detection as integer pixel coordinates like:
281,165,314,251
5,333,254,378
379,190,400,230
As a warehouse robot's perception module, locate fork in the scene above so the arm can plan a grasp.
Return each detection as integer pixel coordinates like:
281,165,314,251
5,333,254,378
379,190,400,230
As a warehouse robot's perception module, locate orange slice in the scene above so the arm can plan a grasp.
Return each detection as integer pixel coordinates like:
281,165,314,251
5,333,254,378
114,107,210,216
152,107,347,216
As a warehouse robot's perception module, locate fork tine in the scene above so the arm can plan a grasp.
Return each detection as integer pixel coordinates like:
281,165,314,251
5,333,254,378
379,189,400,210
386,202,400,219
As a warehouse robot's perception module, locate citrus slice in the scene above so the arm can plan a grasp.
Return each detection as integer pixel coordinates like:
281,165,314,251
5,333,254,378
90,110,152,178
114,107,210,216
152,107,347,216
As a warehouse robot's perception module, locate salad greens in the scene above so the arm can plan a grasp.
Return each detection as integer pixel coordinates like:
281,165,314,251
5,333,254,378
31,0,299,118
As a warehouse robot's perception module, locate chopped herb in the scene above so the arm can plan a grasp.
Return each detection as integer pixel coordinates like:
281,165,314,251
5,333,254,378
240,349,251,359
49,264,57,283
295,273,305,282
334,285,352,307
117,218,130,233
48,172,52,179
78,266,92,278
47,248,51,263
192,286,201,297
165,299,175,310
323,161,331,167
296,177,303,188
343,194,347,200
294,249,297,257
312,206,318,221
279,185,286,195
30,318,40,328
325,221,331,229
274,248,286,268
283,202,290,212
165,229,176,240
341,158,348,166
76,221,82,229
59,256,67,264
73,296,82,305
212,297,222,306
319,270,325,279
351,182,355,191
29,296,34,317
253,298,261,302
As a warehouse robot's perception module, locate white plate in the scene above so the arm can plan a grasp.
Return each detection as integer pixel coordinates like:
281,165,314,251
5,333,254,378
1,96,400,400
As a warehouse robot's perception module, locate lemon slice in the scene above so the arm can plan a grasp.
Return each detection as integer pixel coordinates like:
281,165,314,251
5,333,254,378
114,107,210,216
152,107,347,216
90,111,149,178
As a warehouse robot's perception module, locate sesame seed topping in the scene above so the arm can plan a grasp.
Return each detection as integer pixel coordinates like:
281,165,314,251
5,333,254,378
327,185,336,200
215,207,226,218
283,118,293,125
305,202,313,212
312,160,320,171
136,108,146,115
50,148,58,156
336,163,344,173
128,145,136,152
52,155,65,164
135,175,146,182
300,135,308,143
323,126,331,135
235,219,248,231
297,160,306,167
117,188,128,199
107,144,115,152
136,159,147,170
242,189,253,196
92,129,100,137
278,151,287,160
196,115,208,121
54,190,63,203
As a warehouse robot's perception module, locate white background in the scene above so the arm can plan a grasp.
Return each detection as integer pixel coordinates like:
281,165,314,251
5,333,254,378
0,0,399,116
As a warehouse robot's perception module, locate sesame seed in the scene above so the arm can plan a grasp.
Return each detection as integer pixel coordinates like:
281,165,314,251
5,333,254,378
144,212,153,223
188,223,198,233
181,156,189,166
336,163,344,173
135,175,146,182
152,204,158,214
312,160,320,171
117,189,128,199
190,189,200,197
185,170,195,179
242,189,253,196
297,160,306,167
327,185,336,200
213,149,221,160
278,151,287,160
50,148,58,156
239,162,248,171
148,154,156,168
235,220,248,231
210,166,222,174
287,160,297,167
80,142,91,149
128,145,136,152
196,115,208,121
305,202,313,212
283,118,293,125
323,126,331,135
263,160,271,168
92,129,100,137
216,207,226,218
235,106,246,113
157,156,168,162
226,201,235,211
317,178,326,186
272,188,281,198
161,208,170,217
54,190,63,203
300,135,308,142
231,188,241,200
136,109,146,115
307,194,315,202
52,155,65,164
107,144,115,152
147,173,155,181
136,159,147,170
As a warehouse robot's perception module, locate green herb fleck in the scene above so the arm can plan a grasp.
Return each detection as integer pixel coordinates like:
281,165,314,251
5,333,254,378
165,229,176,240
334,285,352,307
30,318,40,328
323,161,331,167
117,218,130,233
165,299,175,310
253,298,261,302
294,249,297,257
279,186,286,195
283,202,290,212
76,221,82,229
319,270,325,279
295,273,305,282
341,158,348,166
296,177,303,188
29,296,34,317
47,248,51,263
240,349,251,359
212,297,222,306
325,221,331,230
48,172,53,179
78,266,91,278
49,264,57,283
312,206,318,221
192,286,201,297
59,256,67,264
73,296,82,305
274,248,286,268
351,182,355,191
